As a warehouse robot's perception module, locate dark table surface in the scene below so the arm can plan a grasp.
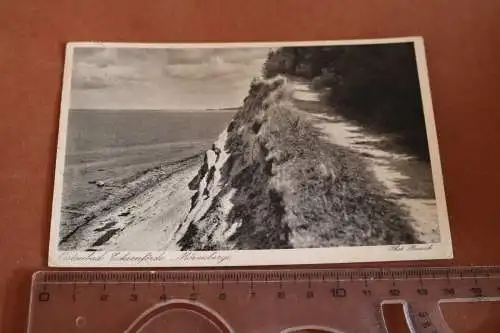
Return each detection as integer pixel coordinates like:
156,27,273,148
1,1,499,332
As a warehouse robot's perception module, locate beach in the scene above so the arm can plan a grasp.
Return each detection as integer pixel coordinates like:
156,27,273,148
59,109,235,244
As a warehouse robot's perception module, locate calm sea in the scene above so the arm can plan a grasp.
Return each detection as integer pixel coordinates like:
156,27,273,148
61,109,237,216
65,109,237,154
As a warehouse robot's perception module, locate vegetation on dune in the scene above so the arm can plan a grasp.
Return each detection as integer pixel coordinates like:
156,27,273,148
228,78,418,248
181,77,419,250
263,43,431,161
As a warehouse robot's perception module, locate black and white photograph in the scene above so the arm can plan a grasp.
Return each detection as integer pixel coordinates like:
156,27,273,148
49,38,452,267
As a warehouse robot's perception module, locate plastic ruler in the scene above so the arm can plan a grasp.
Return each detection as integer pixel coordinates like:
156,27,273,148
27,266,500,333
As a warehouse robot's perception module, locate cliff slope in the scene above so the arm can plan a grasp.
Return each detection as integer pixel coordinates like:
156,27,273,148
177,76,419,250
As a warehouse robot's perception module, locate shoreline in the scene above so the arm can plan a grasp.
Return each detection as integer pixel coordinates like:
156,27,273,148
59,153,203,249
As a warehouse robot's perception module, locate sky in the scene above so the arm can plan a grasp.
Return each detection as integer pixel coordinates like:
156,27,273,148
69,46,270,110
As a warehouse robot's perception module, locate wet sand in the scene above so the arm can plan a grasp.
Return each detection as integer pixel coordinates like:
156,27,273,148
61,158,200,251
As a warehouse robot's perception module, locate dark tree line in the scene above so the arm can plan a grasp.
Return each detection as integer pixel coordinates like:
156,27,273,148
263,43,430,161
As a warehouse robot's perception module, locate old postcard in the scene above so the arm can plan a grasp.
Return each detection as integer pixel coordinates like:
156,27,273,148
49,37,452,267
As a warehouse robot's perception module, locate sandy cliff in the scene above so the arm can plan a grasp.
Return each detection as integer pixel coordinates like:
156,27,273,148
177,76,419,250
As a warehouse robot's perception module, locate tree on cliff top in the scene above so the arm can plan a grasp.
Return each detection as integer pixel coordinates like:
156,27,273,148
263,43,430,161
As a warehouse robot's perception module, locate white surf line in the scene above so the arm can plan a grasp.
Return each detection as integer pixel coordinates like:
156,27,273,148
291,80,439,243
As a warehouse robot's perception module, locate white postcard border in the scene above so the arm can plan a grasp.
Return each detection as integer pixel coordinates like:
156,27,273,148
50,243,452,268
48,36,453,267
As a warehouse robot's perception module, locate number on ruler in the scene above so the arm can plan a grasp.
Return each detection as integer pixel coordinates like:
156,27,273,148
389,289,401,296
331,288,346,298
417,288,428,295
38,292,50,302
362,289,372,297
442,287,455,296
470,287,483,297
100,294,108,301
129,293,138,302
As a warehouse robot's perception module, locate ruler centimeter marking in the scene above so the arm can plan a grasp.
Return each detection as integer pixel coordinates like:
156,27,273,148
28,267,500,333
35,266,500,282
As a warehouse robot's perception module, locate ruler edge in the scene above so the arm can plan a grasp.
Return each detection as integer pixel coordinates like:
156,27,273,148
30,266,500,284
27,266,500,333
